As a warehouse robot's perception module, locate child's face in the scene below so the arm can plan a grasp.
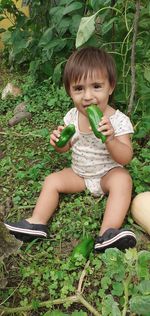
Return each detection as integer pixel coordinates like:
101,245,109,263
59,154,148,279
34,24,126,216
69,70,114,116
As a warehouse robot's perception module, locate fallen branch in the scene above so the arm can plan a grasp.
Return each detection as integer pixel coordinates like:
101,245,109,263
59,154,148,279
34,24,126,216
0,261,101,316
77,260,90,293
0,296,78,314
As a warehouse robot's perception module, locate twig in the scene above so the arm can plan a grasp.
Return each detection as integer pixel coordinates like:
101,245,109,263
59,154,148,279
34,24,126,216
0,296,78,314
0,279,24,307
128,0,140,114
78,294,101,316
14,205,35,209
77,260,90,293
0,260,101,315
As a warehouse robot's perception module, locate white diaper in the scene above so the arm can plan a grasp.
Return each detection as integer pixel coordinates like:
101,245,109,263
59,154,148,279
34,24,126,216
84,177,104,197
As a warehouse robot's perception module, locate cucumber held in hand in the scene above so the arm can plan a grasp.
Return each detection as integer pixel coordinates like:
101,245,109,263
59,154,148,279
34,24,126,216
86,104,106,143
71,236,94,260
56,124,75,148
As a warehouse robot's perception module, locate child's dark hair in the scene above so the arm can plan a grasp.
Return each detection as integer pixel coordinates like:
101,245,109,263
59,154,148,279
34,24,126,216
63,46,117,96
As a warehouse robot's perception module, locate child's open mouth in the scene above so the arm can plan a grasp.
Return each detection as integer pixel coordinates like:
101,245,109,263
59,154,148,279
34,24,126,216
83,104,97,109
83,103,96,109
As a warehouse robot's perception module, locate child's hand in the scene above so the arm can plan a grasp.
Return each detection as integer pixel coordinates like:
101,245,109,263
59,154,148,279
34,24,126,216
98,116,115,143
50,125,64,147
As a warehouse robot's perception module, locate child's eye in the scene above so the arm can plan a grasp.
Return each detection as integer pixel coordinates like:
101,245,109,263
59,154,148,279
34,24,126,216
94,84,101,89
74,85,83,91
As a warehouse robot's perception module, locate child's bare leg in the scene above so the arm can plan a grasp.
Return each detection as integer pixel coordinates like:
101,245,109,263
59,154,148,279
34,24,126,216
94,167,136,252
100,167,132,235
28,168,86,224
5,168,86,241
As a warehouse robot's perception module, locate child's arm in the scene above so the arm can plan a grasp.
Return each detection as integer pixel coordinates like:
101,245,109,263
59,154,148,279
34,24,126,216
50,125,71,153
98,116,133,165
105,134,133,165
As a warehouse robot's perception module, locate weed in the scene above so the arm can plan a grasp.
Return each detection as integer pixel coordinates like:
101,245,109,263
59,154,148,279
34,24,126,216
0,74,149,315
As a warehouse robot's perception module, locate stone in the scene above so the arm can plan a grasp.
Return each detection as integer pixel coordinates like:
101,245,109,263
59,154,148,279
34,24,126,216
8,111,32,127
14,102,27,114
1,83,22,99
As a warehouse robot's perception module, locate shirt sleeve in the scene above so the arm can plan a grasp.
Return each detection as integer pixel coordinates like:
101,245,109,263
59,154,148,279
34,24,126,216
111,110,134,136
64,108,77,125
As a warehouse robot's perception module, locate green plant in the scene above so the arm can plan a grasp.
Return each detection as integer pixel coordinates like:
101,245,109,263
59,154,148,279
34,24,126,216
0,0,85,80
0,248,150,315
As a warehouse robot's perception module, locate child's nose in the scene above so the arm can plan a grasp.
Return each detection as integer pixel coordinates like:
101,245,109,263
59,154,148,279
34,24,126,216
83,89,92,100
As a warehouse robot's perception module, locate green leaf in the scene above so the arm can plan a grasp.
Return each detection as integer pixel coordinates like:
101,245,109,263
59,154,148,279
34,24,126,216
69,14,81,35
40,61,54,77
101,17,117,35
144,67,150,82
43,38,66,51
43,311,67,316
72,311,87,316
38,28,53,47
59,0,74,5
112,281,124,297
29,60,40,74
50,6,64,23
31,299,40,310
102,295,121,316
75,13,96,48
57,17,71,36
63,2,83,16
138,281,150,295
130,295,150,315
53,60,66,85
38,128,49,138
139,18,150,30
125,248,138,264
10,29,30,55
138,251,150,279
16,171,26,180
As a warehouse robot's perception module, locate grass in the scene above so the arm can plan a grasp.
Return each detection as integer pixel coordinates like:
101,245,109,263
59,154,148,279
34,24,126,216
0,70,150,316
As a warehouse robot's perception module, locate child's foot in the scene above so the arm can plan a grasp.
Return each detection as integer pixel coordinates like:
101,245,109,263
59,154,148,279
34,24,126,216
94,228,136,252
4,220,48,242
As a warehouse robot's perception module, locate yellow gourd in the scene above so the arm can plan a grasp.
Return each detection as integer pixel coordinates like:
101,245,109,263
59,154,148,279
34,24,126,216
131,192,150,235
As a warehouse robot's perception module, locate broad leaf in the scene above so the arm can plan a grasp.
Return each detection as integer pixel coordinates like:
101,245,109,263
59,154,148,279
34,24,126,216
43,311,67,316
138,280,150,295
144,67,150,82
38,28,53,47
59,0,74,5
130,295,150,315
63,2,83,16
101,17,117,35
75,13,96,48
43,38,67,51
72,311,87,316
102,294,121,316
53,60,66,85
137,251,150,279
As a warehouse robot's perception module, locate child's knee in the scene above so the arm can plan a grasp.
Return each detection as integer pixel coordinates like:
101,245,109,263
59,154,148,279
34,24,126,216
43,172,58,187
121,169,132,188
114,168,132,191
106,168,132,193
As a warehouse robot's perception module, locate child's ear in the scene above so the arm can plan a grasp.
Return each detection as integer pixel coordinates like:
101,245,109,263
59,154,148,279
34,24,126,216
109,84,115,95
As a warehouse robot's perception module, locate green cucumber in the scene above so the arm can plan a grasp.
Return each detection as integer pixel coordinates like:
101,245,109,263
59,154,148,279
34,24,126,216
86,104,106,143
